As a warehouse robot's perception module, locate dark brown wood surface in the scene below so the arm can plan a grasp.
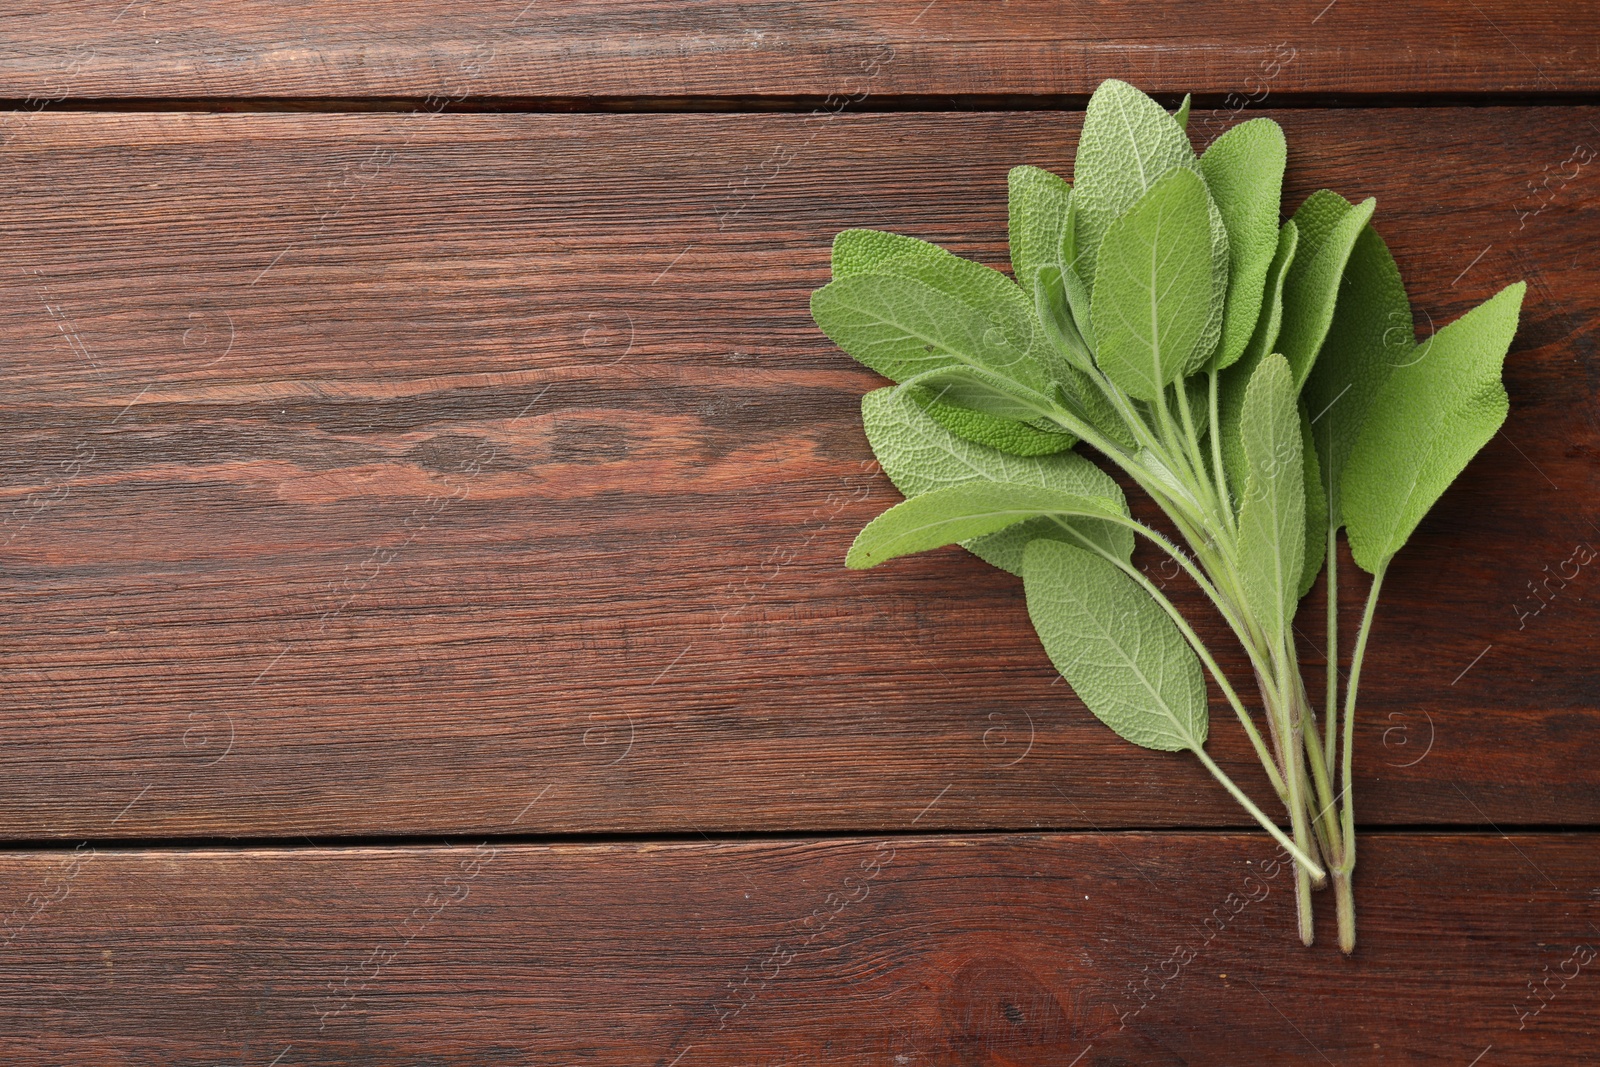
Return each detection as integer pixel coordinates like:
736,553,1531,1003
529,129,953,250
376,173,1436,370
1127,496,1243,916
0,108,1595,838
1,834,1597,1065
3,1,1599,102
5,6,1599,1064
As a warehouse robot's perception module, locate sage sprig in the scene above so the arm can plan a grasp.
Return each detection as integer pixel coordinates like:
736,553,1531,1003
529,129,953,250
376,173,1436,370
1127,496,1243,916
811,79,1524,951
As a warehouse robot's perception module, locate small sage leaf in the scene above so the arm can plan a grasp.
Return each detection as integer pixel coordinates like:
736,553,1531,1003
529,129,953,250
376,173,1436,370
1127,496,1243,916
910,386,1076,456
845,482,1127,569
1218,219,1300,499
1022,539,1208,753
860,387,1133,573
1277,191,1377,388
1236,354,1305,642
1299,403,1328,599
1008,165,1074,299
1199,118,1288,371
896,364,1047,423
1034,266,1095,375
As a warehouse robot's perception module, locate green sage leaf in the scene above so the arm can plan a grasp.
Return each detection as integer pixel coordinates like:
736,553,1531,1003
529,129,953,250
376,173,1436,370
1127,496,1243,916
828,228,1072,453
1301,222,1413,526
1217,219,1299,500
1071,78,1201,289
1236,354,1305,643
1236,220,1299,374
1022,539,1208,753
1090,168,1221,401
860,387,1132,573
1034,266,1095,375
895,364,1047,422
910,390,1076,456
846,481,1127,569
1072,80,1228,364
1199,118,1287,371
811,272,1046,394
1277,190,1376,387
1341,281,1525,573
1008,165,1074,298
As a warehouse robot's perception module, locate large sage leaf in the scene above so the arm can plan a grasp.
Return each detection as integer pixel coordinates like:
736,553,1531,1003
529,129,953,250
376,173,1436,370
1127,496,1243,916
1236,354,1306,643
845,482,1127,569
861,387,1133,572
828,228,1073,454
1199,118,1287,371
1341,281,1525,573
1071,79,1200,289
1089,168,1221,401
811,272,1046,395
1072,80,1228,361
1301,222,1413,526
1022,539,1208,753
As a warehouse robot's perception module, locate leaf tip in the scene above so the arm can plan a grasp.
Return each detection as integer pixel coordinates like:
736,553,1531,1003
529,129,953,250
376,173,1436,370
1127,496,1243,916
844,528,880,570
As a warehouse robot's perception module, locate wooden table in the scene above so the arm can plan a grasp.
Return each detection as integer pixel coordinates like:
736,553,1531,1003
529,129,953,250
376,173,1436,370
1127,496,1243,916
2,4,1598,1063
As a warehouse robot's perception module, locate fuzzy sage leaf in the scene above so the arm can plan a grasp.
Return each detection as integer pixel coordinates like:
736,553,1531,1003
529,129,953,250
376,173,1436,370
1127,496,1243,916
1341,281,1526,572
1022,539,1207,753
1236,354,1306,644
1199,118,1287,371
860,387,1133,573
1089,168,1221,400
845,482,1127,569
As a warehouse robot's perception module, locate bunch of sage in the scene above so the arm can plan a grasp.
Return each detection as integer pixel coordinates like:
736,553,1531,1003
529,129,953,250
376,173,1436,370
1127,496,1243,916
811,79,1523,951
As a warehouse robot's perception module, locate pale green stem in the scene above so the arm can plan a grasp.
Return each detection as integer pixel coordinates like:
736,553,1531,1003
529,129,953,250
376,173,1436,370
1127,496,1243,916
1150,377,1187,470
1038,382,1312,864
1287,638,1344,880
1335,869,1356,954
1334,562,1387,952
1338,561,1387,871
1174,378,1226,528
1208,369,1234,534
1269,635,1319,943
1193,747,1324,880
1092,510,1280,695
1324,521,1339,782
1034,401,1238,599
1295,670,1345,860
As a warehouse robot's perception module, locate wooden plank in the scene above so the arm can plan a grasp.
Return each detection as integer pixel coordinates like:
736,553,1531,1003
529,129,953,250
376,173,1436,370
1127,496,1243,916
2,1,1598,103
0,107,1595,838
0,833,1595,1063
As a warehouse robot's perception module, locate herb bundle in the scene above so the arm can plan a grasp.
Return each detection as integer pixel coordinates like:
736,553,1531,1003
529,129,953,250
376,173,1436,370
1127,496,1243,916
811,79,1523,951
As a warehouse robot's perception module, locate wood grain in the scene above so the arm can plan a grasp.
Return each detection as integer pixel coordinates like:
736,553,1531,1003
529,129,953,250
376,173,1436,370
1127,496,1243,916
0,107,1596,838
0,833,1595,1064
2,1,1598,103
